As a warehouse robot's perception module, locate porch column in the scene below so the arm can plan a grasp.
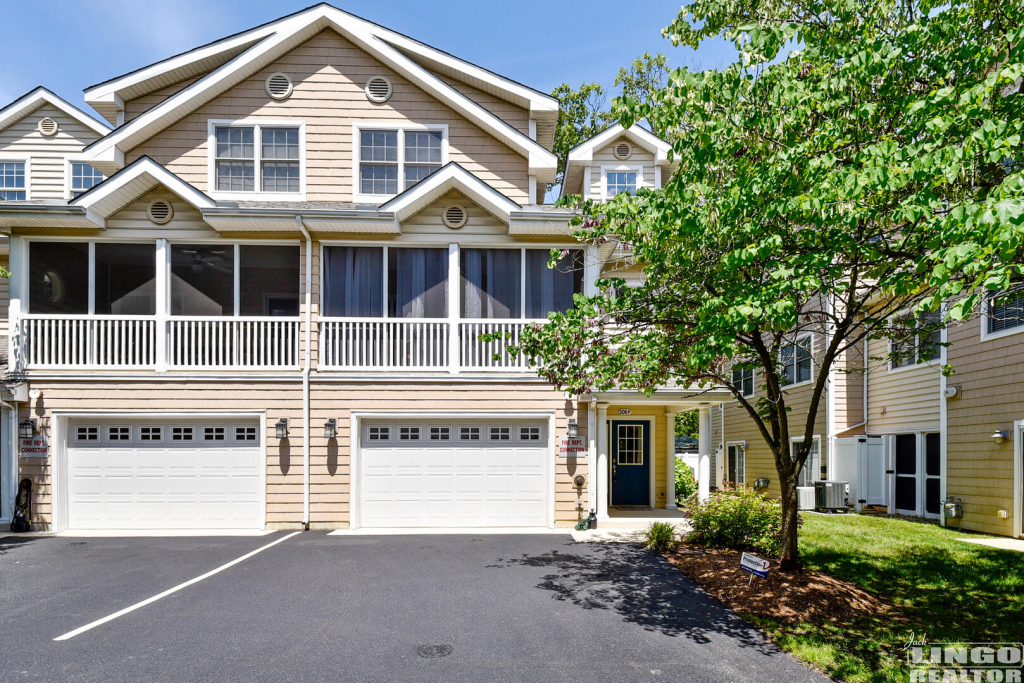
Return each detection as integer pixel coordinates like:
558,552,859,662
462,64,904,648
587,400,597,514
447,242,459,374
155,238,168,372
665,411,677,509
596,403,609,519
698,405,711,502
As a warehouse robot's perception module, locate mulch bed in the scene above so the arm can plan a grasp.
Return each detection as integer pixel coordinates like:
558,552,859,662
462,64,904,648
664,544,892,625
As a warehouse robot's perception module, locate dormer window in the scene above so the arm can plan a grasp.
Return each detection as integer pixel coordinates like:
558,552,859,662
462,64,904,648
0,161,26,200
354,124,447,201
209,120,305,198
606,171,637,198
70,162,104,198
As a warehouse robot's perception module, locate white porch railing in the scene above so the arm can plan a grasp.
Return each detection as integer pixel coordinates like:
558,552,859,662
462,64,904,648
317,318,541,372
168,318,300,369
318,319,449,369
21,315,157,369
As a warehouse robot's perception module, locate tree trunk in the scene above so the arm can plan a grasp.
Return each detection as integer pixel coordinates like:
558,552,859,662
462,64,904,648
778,474,801,571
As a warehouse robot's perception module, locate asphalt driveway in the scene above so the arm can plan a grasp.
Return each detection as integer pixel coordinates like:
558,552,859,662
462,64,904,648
0,532,831,683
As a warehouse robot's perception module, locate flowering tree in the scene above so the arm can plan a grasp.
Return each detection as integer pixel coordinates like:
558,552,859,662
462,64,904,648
515,0,1023,568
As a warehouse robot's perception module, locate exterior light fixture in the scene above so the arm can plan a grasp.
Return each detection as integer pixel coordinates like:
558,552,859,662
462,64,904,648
275,418,289,439
991,429,1008,445
324,418,337,440
18,419,36,439
567,419,578,438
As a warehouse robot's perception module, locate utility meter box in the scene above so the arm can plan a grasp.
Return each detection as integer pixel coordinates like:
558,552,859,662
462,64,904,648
943,497,963,520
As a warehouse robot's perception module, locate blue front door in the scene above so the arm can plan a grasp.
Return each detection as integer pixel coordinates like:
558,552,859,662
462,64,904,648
611,420,650,506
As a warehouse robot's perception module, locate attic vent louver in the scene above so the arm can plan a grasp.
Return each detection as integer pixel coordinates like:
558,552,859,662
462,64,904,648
442,204,467,229
365,76,393,103
613,142,632,160
265,73,293,100
147,199,174,225
38,117,59,136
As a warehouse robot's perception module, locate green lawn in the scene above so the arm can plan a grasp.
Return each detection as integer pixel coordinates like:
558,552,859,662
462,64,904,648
744,514,1024,683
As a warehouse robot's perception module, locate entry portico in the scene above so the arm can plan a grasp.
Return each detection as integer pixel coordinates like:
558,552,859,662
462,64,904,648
584,388,732,520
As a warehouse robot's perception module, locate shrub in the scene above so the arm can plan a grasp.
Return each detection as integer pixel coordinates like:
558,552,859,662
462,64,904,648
643,521,678,552
675,462,697,503
686,486,784,556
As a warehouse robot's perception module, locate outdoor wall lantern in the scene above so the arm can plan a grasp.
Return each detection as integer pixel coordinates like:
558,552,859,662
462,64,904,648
567,419,578,438
275,418,289,440
324,418,337,440
18,419,36,439
991,429,1008,445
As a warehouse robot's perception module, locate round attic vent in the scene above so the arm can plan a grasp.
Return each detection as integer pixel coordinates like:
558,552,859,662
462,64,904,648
613,142,632,160
38,117,59,137
365,76,393,103
265,72,293,100
442,204,467,229
147,199,174,225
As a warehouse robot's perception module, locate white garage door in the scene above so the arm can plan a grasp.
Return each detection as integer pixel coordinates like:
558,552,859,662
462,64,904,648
67,419,262,530
360,420,549,528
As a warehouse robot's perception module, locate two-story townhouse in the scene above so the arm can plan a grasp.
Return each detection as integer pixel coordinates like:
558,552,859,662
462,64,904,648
0,4,729,532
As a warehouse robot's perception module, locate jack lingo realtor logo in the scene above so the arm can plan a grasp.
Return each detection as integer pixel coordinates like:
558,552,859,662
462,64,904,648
906,636,1024,682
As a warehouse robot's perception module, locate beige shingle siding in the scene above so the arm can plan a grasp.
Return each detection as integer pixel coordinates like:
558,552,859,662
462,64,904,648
125,29,530,204
0,103,103,199
946,315,1020,536
864,336,941,434
428,70,530,137
124,77,201,123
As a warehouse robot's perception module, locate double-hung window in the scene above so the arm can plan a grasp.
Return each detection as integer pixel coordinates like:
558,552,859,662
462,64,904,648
606,171,637,198
986,287,1024,336
70,162,104,198
357,127,445,198
212,123,302,195
781,335,812,385
891,311,942,368
0,161,26,200
731,367,754,397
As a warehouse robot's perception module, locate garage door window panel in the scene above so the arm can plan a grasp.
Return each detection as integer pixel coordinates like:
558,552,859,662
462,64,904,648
172,426,195,442
204,426,226,442
76,426,99,442
107,426,131,442
459,426,480,441
140,426,163,442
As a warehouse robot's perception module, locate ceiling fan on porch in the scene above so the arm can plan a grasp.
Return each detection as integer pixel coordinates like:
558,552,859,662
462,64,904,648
180,248,230,274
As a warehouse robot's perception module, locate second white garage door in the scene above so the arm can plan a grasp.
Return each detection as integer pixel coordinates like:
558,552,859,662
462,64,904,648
360,420,549,528
67,418,263,530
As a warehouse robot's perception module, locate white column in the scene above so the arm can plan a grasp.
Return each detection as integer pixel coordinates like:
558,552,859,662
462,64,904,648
155,238,168,372
587,401,597,514
8,236,24,372
447,242,459,374
596,403,609,519
698,405,712,502
665,411,677,509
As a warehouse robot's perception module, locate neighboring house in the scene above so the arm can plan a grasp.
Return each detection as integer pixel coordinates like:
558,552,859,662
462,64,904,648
0,5,729,532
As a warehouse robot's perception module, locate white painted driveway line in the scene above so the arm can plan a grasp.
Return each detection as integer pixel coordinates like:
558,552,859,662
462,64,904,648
53,531,302,642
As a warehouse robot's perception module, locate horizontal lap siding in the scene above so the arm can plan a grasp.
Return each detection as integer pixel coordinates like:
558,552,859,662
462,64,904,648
125,30,529,203
0,254,8,367
946,316,1021,536
124,78,199,123
429,71,530,136
588,139,657,198
18,380,581,529
0,104,102,199
865,337,940,435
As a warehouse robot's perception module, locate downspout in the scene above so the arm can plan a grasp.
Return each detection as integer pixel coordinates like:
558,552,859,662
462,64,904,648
296,216,312,530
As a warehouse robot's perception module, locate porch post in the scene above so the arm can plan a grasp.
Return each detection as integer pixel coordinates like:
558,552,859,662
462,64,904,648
665,411,677,509
596,403,609,519
698,405,711,502
155,238,168,372
447,242,459,374
587,400,597,514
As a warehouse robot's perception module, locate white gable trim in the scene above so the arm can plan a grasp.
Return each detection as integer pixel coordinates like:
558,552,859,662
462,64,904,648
71,156,216,220
82,5,556,179
0,87,111,137
380,163,521,223
567,124,673,165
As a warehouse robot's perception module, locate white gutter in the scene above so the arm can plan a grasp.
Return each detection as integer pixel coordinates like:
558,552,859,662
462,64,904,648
296,215,312,530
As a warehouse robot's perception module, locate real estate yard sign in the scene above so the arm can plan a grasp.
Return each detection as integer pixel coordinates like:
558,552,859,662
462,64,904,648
739,552,770,579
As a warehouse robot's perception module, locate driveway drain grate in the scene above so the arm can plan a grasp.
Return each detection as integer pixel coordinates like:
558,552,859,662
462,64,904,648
417,644,453,658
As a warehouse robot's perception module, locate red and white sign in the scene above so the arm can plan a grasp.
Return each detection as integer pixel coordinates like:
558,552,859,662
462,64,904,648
20,435,49,458
558,437,586,457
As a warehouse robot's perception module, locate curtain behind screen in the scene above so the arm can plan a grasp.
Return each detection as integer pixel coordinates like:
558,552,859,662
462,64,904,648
322,246,383,317
461,248,520,318
525,249,582,318
389,248,447,318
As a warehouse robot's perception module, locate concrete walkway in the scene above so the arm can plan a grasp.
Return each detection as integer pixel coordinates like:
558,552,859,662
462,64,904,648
572,510,691,543
957,536,1024,553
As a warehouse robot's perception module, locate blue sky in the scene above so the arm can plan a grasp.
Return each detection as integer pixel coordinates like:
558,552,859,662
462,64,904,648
1,0,738,123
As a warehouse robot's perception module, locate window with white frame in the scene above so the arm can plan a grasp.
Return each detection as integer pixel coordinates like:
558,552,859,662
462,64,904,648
368,426,390,441
107,426,131,442
606,171,637,198
357,127,444,197
204,426,226,442
489,426,511,441
459,426,481,441
791,437,821,487
731,367,754,397
0,161,26,200
172,426,194,442
891,311,942,368
781,335,812,385
429,426,451,441
170,243,299,317
70,162,104,198
986,287,1024,335
76,425,99,442
213,124,302,195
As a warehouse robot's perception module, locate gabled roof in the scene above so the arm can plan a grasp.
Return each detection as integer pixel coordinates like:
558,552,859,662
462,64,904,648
70,156,215,226
0,86,111,137
381,162,521,223
566,124,674,165
82,4,557,180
